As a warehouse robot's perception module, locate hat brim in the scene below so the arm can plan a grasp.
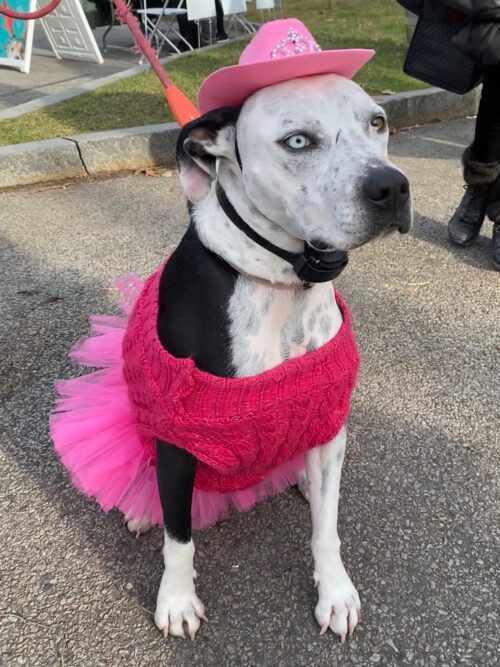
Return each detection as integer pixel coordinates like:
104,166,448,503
198,48,375,114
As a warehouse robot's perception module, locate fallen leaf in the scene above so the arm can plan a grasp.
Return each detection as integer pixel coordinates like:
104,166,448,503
134,168,157,177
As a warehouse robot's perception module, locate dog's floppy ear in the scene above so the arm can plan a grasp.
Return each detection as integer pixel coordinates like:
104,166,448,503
176,106,241,203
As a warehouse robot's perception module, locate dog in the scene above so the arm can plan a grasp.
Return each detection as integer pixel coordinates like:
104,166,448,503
7,39,25,60
128,71,412,641
51,19,411,643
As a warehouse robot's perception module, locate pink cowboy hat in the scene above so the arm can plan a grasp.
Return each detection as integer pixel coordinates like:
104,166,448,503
198,18,375,113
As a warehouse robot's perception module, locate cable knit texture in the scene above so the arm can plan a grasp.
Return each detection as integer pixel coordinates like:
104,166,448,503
123,266,360,493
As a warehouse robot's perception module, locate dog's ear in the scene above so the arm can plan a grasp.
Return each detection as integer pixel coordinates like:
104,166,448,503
176,106,241,202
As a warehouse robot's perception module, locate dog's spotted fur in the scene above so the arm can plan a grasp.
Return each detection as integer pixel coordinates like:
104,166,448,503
228,279,341,375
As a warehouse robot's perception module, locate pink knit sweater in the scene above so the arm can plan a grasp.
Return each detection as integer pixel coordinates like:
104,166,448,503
122,268,360,493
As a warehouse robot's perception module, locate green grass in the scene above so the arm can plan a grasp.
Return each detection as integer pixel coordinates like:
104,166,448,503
0,0,425,147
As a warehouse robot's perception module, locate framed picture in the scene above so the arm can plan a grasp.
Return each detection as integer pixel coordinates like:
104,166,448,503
0,0,36,73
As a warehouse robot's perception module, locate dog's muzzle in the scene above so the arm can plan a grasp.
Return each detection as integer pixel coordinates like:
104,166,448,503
363,165,411,234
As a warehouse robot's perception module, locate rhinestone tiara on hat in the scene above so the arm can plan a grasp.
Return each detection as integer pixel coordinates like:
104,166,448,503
270,27,321,60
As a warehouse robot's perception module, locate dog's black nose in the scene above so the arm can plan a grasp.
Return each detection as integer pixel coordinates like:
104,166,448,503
363,166,410,212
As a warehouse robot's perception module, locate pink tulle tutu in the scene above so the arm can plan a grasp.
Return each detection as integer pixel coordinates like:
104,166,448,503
50,274,304,530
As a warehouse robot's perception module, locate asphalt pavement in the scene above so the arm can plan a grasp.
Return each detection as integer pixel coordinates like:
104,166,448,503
0,118,499,666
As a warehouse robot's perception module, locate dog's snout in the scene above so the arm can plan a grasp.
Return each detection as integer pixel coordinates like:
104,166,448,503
363,166,410,213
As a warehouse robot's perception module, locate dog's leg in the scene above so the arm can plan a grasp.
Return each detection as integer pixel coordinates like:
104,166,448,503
305,427,361,641
296,468,310,502
126,516,153,537
154,440,206,639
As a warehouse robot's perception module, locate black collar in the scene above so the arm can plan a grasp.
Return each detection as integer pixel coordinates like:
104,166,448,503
215,183,348,287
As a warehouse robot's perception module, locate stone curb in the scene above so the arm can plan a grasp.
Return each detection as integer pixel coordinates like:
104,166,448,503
374,86,481,128
72,122,179,174
0,138,88,188
0,86,481,190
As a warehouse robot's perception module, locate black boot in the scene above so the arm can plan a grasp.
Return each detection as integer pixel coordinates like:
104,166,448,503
448,146,500,247
448,184,490,246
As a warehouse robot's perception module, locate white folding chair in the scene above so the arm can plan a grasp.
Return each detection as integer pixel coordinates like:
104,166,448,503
137,0,193,56
186,0,216,46
221,0,255,35
256,0,275,23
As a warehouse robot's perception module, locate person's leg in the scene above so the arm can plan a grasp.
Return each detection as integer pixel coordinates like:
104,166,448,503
448,68,500,247
175,0,199,49
473,67,500,163
214,0,228,40
489,179,500,269
477,67,500,270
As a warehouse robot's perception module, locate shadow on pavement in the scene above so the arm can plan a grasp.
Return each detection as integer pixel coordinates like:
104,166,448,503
390,117,474,161
411,211,495,272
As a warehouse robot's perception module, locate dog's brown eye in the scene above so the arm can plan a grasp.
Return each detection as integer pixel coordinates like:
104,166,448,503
371,115,386,132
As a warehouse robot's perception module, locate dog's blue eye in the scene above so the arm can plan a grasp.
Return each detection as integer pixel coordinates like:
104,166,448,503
284,134,311,150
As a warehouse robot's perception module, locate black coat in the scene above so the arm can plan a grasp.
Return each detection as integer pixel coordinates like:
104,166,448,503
398,0,500,66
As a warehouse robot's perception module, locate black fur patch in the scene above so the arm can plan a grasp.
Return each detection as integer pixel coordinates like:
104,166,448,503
157,221,237,377
176,106,242,169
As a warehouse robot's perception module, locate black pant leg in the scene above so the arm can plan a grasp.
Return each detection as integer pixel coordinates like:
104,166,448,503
473,67,500,163
215,0,226,37
176,13,199,48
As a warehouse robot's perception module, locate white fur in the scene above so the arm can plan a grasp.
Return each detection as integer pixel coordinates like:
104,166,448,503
154,535,205,639
194,190,300,285
236,76,391,250
228,278,341,376
305,428,361,641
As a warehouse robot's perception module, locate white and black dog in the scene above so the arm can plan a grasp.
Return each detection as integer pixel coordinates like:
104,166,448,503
130,73,411,641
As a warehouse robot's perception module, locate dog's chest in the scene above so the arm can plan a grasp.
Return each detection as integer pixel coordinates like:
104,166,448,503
227,277,342,378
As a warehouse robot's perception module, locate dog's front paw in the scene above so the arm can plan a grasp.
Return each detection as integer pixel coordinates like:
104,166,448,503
154,571,206,640
314,568,361,642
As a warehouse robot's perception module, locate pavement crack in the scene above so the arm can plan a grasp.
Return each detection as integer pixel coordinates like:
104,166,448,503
63,137,90,176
